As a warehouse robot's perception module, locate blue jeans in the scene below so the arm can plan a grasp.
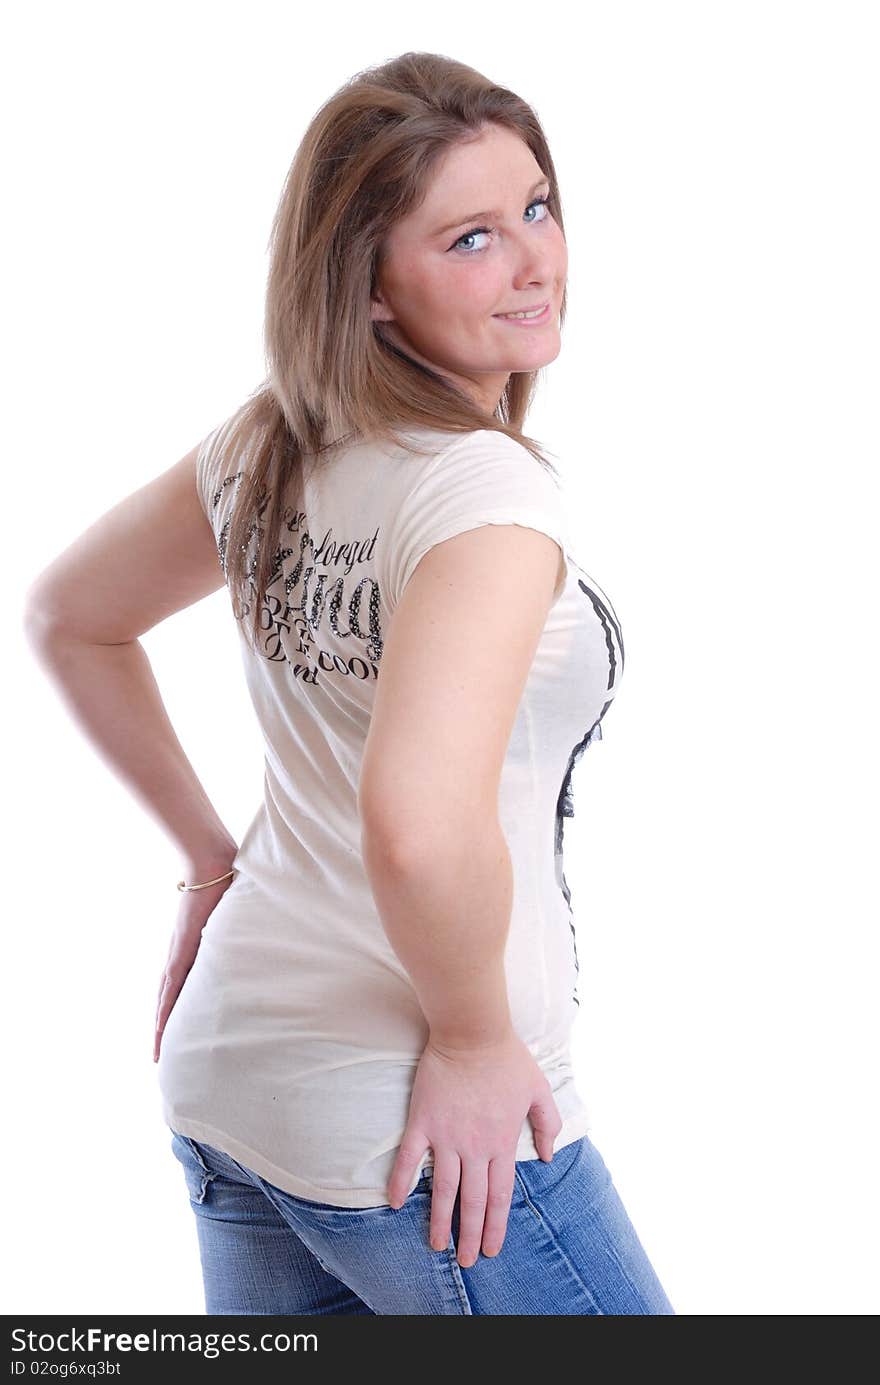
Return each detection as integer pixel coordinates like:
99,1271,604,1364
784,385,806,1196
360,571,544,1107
169,1128,675,1315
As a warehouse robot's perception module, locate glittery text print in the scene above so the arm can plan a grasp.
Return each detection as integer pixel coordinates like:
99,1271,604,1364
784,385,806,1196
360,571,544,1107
213,479,387,688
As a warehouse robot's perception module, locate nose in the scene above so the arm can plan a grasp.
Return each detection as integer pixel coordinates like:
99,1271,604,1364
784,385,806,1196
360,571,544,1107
509,241,561,297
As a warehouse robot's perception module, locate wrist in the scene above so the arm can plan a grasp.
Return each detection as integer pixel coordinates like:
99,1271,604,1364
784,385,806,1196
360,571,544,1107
428,1021,516,1054
422,965,512,1051
180,826,238,872
180,850,238,889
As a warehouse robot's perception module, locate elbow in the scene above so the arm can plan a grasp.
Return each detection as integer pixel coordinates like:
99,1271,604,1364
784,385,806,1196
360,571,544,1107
359,806,421,875
22,583,58,651
360,803,502,876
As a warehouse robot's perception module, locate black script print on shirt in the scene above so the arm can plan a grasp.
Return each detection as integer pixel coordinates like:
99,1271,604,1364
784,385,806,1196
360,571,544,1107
553,574,626,1007
212,476,387,687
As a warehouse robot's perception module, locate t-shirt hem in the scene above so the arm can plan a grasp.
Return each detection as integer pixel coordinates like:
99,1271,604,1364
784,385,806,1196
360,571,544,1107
163,1108,593,1211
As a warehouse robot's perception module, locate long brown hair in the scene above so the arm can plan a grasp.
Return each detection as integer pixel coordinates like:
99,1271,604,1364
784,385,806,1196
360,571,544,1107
216,50,569,652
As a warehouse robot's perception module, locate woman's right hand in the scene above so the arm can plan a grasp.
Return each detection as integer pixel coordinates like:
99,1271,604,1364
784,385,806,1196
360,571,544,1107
387,1030,563,1267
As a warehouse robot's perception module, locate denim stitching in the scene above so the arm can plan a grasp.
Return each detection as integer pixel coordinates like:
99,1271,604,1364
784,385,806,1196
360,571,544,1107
244,1177,379,1313
512,1166,604,1315
179,1135,217,1204
520,1144,650,1309
442,1237,474,1314
259,1175,467,1314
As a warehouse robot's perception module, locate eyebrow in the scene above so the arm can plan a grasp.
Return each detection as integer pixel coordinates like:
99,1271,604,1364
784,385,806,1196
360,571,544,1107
433,177,550,238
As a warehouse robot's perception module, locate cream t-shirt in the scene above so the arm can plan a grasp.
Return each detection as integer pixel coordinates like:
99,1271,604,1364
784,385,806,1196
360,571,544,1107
157,418,625,1207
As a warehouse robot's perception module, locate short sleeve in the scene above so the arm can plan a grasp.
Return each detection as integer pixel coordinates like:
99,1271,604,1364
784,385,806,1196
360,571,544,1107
195,416,241,537
381,429,572,612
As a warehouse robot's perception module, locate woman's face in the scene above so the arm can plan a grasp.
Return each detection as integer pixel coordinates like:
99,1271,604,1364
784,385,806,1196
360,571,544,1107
371,123,567,414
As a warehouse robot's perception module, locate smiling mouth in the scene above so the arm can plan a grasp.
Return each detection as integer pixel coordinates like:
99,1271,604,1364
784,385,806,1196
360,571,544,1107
493,302,552,323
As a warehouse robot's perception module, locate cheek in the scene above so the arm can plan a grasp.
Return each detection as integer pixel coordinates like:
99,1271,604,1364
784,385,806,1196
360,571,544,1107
442,262,503,315
402,265,498,325
393,266,452,320
552,226,568,272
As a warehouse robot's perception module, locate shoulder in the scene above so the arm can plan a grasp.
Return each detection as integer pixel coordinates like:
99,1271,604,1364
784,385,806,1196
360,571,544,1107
195,409,253,521
392,425,564,493
378,427,571,611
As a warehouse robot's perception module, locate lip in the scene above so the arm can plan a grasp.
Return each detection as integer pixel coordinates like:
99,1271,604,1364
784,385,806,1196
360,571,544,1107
493,301,552,325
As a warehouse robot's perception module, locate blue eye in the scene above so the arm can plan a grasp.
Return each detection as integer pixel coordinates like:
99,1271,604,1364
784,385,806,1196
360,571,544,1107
450,196,550,255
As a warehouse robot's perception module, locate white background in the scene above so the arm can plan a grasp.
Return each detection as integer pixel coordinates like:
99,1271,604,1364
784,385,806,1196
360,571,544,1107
5,0,877,1315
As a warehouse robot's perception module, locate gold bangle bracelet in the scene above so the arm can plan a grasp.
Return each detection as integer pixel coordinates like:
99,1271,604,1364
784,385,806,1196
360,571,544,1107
176,868,236,892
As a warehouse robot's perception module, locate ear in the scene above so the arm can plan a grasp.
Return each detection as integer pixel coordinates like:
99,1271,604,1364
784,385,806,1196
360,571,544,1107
370,291,394,324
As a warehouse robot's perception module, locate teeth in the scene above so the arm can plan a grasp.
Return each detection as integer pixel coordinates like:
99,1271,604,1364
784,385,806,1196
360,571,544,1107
501,306,546,319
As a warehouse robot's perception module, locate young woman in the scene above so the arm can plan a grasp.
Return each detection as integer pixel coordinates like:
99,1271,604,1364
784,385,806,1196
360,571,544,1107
25,50,674,1316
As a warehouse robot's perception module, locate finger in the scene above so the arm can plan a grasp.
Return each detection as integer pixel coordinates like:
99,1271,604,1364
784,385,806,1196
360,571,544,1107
481,1157,516,1258
152,1007,166,1062
454,1159,488,1268
387,1132,429,1210
153,977,179,1059
529,1095,563,1161
428,1150,461,1253
155,974,175,1025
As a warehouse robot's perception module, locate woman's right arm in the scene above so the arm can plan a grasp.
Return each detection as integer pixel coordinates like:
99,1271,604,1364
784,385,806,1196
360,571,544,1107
358,518,566,1263
361,816,515,1048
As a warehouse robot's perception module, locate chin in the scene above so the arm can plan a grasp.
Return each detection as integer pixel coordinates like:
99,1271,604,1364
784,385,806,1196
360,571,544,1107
508,342,562,370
